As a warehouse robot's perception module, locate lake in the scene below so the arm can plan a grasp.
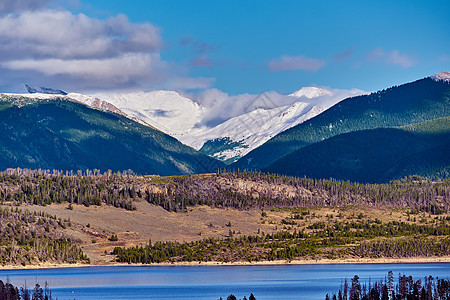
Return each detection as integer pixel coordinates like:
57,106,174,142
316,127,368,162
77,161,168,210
0,263,449,299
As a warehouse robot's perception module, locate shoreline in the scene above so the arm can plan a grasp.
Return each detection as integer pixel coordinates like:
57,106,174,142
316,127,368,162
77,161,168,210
1,256,449,271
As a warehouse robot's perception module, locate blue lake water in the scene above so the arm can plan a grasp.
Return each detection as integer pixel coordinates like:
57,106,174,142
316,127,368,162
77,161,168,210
0,263,449,299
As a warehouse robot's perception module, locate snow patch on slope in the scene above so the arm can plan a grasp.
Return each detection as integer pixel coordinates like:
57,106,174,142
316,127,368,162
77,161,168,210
180,103,326,161
431,72,450,83
66,93,125,116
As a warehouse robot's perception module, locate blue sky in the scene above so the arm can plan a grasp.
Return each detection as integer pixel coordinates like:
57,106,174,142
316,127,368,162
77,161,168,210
0,0,449,94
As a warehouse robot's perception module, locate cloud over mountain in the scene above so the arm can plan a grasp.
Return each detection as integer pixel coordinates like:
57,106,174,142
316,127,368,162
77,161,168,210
191,87,365,127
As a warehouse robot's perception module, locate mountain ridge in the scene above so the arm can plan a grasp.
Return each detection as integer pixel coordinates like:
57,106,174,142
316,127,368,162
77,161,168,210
232,75,450,171
0,83,67,95
263,116,450,183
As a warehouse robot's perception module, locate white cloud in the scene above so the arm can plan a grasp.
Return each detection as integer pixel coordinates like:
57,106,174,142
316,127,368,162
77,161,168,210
2,53,165,84
0,9,211,91
268,55,325,72
366,48,415,68
0,10,161,59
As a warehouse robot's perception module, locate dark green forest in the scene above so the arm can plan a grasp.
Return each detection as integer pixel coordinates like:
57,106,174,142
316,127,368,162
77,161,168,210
113,217,450,263
0,280,53,300
264,117,450,183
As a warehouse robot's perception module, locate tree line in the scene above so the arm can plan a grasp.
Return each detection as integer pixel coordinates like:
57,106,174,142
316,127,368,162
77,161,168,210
143,172,450,212
219,294,256,300
112,217,450,264
0,280,53,300
2,168,447,213
326,271,449,300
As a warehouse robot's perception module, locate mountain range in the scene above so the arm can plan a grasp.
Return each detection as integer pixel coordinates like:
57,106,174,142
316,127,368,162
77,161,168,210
0,72,448,181
232,73,450,173
3,85,364,163
87,87,364,163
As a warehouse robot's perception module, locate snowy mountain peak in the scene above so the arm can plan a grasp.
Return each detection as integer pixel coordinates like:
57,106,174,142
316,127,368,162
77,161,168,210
289,87,333,98
431,72,450,83
95,90,205,135
0,83,67,95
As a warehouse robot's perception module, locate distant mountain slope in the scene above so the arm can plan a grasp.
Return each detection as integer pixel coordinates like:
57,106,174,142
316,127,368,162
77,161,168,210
0,95,223,175
233,74,450,171
263,117,450,183
0,83,67,95
189,102,327,163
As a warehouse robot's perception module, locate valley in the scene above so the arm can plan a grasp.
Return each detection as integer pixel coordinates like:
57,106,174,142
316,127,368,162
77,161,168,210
0,73,449,269
0,170,448,267
2,195,449,267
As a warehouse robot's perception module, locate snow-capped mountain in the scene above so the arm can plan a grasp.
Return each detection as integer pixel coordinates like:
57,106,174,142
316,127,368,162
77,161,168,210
90,86,364,163
94,91,205,136
0,83,365,163
180,103,326,162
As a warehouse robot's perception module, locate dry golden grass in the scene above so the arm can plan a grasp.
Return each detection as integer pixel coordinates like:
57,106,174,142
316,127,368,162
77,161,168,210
10,201,449,265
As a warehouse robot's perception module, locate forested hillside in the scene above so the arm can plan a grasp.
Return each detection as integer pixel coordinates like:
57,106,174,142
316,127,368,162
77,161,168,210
0,95,223,175
1,169,448,212
232,77,450,171
0,206,89,265
264,117,450,183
